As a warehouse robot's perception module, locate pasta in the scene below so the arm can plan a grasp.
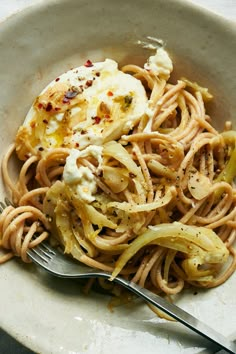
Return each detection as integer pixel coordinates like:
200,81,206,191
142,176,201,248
0,46,236,303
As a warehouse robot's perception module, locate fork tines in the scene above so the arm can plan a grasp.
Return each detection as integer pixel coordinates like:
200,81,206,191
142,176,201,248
0,198,13,213
0,202,5,213
28,242,56,263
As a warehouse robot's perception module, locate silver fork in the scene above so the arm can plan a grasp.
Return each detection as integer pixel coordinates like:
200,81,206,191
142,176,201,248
0,200,235,354
26,241,236,354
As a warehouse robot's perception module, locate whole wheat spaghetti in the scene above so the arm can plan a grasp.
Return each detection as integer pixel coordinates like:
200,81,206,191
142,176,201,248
1,47,235,302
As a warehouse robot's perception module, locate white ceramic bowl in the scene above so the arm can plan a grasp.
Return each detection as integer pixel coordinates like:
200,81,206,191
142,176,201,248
0,1,236,353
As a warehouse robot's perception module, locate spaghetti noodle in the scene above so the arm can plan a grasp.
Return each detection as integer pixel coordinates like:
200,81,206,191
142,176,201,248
0,47,236,301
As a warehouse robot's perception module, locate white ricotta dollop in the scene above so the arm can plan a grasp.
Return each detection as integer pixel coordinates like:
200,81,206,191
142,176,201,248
144,47,173,79
22,58,148,152
63,145,103,203
20,48,172,157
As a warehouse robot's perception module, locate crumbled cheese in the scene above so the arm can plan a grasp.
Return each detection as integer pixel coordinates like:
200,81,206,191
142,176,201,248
63,146,103,202
144,47,173,79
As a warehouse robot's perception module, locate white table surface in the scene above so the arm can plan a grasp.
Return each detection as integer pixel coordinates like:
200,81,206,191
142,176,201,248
0,1,235,353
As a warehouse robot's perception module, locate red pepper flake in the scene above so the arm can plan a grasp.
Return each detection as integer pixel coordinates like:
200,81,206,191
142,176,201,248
46,102,53,112
104,114,110,119
43,119,48,124
85,80,93,88
75,143,80,148
30,121,36,128
84,60,93,67
107,91,113,96
92,116,101,125
55,77,60,82
55,107,60,111
38,103,43,109
95,72,100,77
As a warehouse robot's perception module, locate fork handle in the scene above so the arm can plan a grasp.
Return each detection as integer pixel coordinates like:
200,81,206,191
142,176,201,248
114,276,236,354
